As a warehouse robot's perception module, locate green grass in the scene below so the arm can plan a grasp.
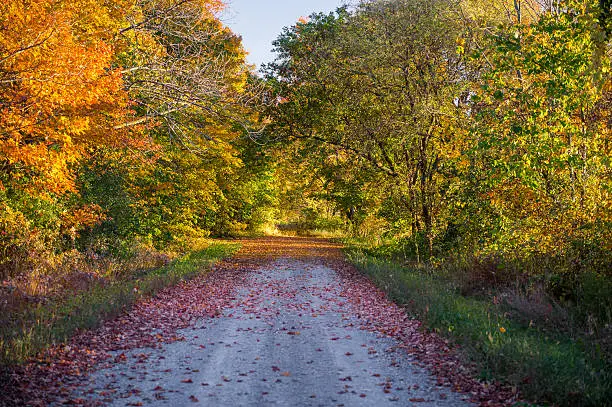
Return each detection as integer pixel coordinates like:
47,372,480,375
344,247,612,407
0,243,239,366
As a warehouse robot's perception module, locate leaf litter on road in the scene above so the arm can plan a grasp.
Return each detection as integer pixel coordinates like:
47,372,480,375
2,237,518,406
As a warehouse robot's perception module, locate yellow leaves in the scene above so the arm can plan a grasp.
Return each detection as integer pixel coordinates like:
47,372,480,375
125,30,167,60
456,36,466,55
458,157,470,169
0,0,258,248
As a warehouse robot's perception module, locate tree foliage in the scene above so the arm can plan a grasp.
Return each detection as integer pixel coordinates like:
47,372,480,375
2,0,610,289
0,0,268,278
462,0,612,264
266,0,611,271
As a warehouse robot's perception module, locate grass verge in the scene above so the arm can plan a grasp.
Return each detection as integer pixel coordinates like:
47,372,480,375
344,247,612,407
0,242,239,366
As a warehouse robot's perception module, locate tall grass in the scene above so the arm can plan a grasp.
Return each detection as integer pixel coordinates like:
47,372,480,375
0,243,239,366
345,248,612,407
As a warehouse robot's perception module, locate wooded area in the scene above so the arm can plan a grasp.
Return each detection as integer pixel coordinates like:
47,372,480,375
268,0,611,271
1,0,611,405
1,0,272,281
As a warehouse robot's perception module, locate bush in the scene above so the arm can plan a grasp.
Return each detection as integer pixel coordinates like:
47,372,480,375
577,273,612,332
0,204,57,281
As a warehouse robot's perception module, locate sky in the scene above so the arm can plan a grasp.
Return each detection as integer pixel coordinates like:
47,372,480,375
222,0,348,71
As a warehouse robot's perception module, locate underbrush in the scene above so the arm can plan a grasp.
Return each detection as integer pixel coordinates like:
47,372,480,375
344,246,612,407
0,242,239,365
275,209,347,238
271,228,346,238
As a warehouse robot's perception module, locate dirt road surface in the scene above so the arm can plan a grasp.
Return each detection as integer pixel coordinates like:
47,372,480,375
4,238,515,406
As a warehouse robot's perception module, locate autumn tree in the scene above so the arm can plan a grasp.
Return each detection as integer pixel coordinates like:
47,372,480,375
0,0,267,275
266,0,468,259
0,0,136,276
458,0,612,273
0,0,133,196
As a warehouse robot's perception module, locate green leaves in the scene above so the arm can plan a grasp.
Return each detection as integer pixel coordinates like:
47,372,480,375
462,0,612,259
265,0,611,269
266,0,469,256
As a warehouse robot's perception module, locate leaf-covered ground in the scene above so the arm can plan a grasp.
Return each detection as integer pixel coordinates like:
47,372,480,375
1,237,518,406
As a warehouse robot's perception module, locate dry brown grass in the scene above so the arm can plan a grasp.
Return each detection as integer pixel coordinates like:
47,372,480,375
0,244,175,323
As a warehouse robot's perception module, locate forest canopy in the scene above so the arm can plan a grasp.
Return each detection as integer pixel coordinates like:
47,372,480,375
265,0,612,272
0,0,272,282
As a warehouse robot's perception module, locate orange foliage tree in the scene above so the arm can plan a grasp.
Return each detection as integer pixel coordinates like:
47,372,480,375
0,0,133,196
0,0,265,278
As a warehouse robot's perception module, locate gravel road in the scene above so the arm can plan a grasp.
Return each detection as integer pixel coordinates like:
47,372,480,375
74,258,474,406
